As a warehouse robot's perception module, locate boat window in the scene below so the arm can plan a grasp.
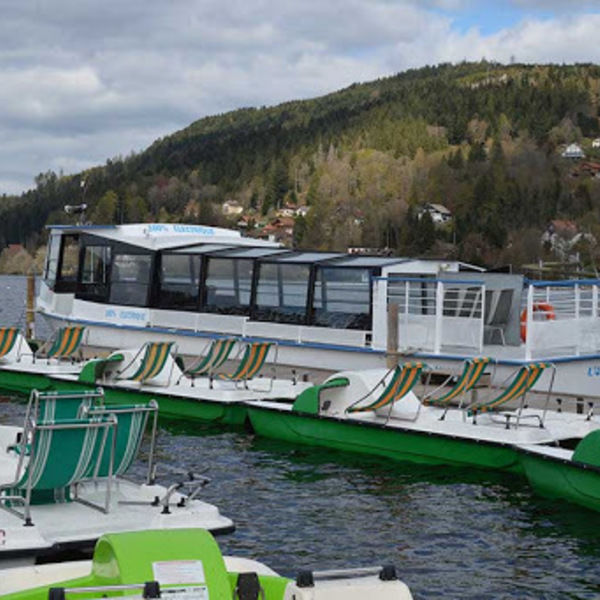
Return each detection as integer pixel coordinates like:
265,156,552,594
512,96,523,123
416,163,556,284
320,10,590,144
77,245,112,302
44,234,62,287
158,253,202,310
312,267,371,329
50,234,80,293
109,253,152,306
254,263,310,324
203,257,253,315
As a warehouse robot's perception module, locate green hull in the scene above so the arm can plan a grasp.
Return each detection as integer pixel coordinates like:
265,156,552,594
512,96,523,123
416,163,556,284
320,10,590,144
247,405,521,471
100,384,248,426
519,452,600,512
0,368,247,425
0,368,54,397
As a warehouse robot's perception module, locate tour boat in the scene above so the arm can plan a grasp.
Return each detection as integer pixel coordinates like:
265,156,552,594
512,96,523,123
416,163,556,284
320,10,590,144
0,388,233,568
246,361,600,472
0,528,413,599
30,222,600,406
518,429,600,513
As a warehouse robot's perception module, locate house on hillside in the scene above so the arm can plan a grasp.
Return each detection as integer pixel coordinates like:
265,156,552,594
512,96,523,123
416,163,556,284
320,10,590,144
561,143,585,159
592,138,600,149
236,215,255,230
418,203,452,225
222,200,244,216
256,216,295,245
276,204,295,218
541,219,594,262
575,161,600,179
276,203,310,218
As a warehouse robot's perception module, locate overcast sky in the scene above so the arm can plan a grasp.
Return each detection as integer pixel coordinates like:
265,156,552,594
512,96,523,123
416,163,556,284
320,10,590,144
1,0,600,195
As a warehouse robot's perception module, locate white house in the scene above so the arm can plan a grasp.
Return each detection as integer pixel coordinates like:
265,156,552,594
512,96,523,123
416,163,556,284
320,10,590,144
561,143,585,159
592,138,600,149
222,200,244,216
419,203,452,225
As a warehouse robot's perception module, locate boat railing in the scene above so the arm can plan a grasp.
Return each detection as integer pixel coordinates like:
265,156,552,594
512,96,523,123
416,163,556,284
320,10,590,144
371,277,485,354
524,279,600,359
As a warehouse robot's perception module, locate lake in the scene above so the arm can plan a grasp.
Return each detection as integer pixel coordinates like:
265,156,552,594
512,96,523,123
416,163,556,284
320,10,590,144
1,275,599,598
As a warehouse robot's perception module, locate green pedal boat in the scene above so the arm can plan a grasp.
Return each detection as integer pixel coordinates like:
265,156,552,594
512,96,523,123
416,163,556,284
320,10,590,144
518,429,600,513
247,363,600,473
0,528,413,600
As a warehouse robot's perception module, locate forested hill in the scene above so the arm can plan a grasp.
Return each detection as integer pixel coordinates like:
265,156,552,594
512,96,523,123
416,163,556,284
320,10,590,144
3,60,600,269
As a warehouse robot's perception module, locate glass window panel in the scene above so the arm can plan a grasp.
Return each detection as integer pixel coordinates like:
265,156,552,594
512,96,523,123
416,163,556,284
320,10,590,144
158,254,202,309
204,258,253,315
109,253,152,306
44,234,61,285
313,267,371,329
57,236,79,283
77,245,112,301
81,246,111,285
254,263,309,324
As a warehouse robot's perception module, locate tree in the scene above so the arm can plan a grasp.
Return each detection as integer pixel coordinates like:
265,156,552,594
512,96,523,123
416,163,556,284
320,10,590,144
91,191,118,224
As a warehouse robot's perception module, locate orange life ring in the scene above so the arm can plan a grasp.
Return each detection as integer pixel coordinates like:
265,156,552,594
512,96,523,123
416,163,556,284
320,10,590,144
520,302,555,342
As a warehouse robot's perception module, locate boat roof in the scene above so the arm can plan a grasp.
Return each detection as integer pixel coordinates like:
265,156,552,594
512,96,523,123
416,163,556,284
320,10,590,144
46,222,485,272
46,223,280,251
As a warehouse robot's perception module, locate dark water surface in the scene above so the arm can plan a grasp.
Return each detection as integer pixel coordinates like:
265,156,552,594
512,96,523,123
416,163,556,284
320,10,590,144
1,275,600,598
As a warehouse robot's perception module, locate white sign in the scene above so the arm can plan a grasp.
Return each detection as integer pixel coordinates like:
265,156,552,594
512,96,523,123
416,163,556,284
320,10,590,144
152,560,206,584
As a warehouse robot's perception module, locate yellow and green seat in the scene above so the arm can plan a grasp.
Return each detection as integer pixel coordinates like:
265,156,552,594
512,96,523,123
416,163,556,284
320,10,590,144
37,325,86,362
0,327,20,361
124,342,175,385
422,357,491,408
213,341,274,389
0,415,117,525
347,362,425,414
179,337,237,385
468,362,550,422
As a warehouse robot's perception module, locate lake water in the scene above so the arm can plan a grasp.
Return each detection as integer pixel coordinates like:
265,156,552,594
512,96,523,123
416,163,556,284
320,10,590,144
1,275,599,598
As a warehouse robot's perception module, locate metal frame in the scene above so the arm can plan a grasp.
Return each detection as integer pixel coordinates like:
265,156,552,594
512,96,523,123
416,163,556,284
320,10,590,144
84,399,159,485
467,363,556,429
0,416,117,524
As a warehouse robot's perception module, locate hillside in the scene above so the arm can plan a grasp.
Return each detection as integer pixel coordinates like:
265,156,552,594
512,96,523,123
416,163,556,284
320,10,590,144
2,60,600,271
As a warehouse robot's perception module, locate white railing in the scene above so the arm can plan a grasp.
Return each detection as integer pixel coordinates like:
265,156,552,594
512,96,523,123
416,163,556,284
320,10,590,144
524,279,600,359
372,277,485,354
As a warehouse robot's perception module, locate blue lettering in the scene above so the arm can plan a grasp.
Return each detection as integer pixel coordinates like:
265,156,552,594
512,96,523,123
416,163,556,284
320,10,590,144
105,309,117,317
586,365,600,377
119,310,146,321
148,224,168,232
173,224,215,235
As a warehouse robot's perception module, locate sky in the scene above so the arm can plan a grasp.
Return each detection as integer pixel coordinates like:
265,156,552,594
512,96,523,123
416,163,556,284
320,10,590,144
1,0,600,196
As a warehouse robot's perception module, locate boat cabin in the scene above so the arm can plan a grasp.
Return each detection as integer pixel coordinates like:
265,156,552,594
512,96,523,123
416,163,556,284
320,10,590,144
39,223,479,338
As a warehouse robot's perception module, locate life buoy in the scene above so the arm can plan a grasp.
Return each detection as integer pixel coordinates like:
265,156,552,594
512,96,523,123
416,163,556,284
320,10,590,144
520,302,555,342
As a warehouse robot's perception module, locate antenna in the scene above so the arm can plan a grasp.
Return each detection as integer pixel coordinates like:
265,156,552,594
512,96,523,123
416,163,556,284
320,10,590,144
64,203,88,225
64,177,88,225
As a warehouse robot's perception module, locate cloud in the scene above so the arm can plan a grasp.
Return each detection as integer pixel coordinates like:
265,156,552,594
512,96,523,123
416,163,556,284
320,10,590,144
0,0,598,194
